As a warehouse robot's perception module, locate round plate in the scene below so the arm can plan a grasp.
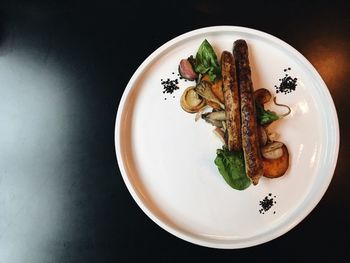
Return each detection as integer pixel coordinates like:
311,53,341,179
115,26,339,248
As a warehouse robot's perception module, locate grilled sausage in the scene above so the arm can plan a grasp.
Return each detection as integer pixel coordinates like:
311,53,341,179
233,40,264,185
221,51,241,151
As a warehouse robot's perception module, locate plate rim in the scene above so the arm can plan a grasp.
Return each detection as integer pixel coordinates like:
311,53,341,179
115,25,340,248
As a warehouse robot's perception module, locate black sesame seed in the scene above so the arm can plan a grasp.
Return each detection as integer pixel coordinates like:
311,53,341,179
161,77,180,96
259,194,276,214
275,71,298,95
288,67,291,70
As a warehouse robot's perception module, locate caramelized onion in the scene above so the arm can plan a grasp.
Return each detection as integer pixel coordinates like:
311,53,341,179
180,86,206,113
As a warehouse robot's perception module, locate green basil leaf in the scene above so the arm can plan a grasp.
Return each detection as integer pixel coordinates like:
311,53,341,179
256,103,280,125
194,39,220,82
214,147,251,190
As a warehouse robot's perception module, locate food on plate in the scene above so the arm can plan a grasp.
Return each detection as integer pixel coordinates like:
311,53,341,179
191,39,221,82
258,126,268,146
201,74,224,108
214,147,251,190
221,51,241,152
179,59,198,81
261,141,285,159
233,39,264,185
254,88,272,105
202,110,226,121
254,89,291,126
178,39,291,190
195,81,225,109
208,78,224,103
262,143,289,178
180,86,206,113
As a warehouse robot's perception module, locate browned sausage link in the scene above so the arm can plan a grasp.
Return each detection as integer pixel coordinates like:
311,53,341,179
221,51,241,151
233,40,263,185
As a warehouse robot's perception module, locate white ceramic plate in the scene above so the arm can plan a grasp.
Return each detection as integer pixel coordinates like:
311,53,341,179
115,26,339,248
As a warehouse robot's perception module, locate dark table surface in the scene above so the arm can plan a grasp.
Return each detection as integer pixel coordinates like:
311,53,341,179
0,0,349,262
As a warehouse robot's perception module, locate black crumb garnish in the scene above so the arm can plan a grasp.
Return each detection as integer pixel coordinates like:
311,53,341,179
161,77,180,97
259,194,277,214
275,67,297,94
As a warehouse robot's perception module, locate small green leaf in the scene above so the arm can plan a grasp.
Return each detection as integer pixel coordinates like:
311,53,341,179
256,103,280,125
194,39,221,82
214,147,251,190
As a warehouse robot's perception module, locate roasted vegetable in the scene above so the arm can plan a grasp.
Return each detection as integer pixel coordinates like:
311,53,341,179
262,143,289,178
202,74,224,103
254,88,272,105
202,111,226,121
195,81,225,109
258,126,268,146
261,141,284,159
180,86,206,113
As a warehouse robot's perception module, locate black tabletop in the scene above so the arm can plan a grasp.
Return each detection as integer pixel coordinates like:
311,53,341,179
1,0,349,262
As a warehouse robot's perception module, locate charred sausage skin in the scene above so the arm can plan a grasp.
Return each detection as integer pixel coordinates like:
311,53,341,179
233,40,264,185
221,51,241,151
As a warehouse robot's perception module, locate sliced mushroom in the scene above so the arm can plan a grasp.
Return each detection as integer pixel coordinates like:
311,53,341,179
258,126,268,146
180,86,206,113
254,88,272,105
267,131,279,142
201,111,226,121
221,121,227,132
202,74,224,103
195,81,225,110
261,141,284,159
